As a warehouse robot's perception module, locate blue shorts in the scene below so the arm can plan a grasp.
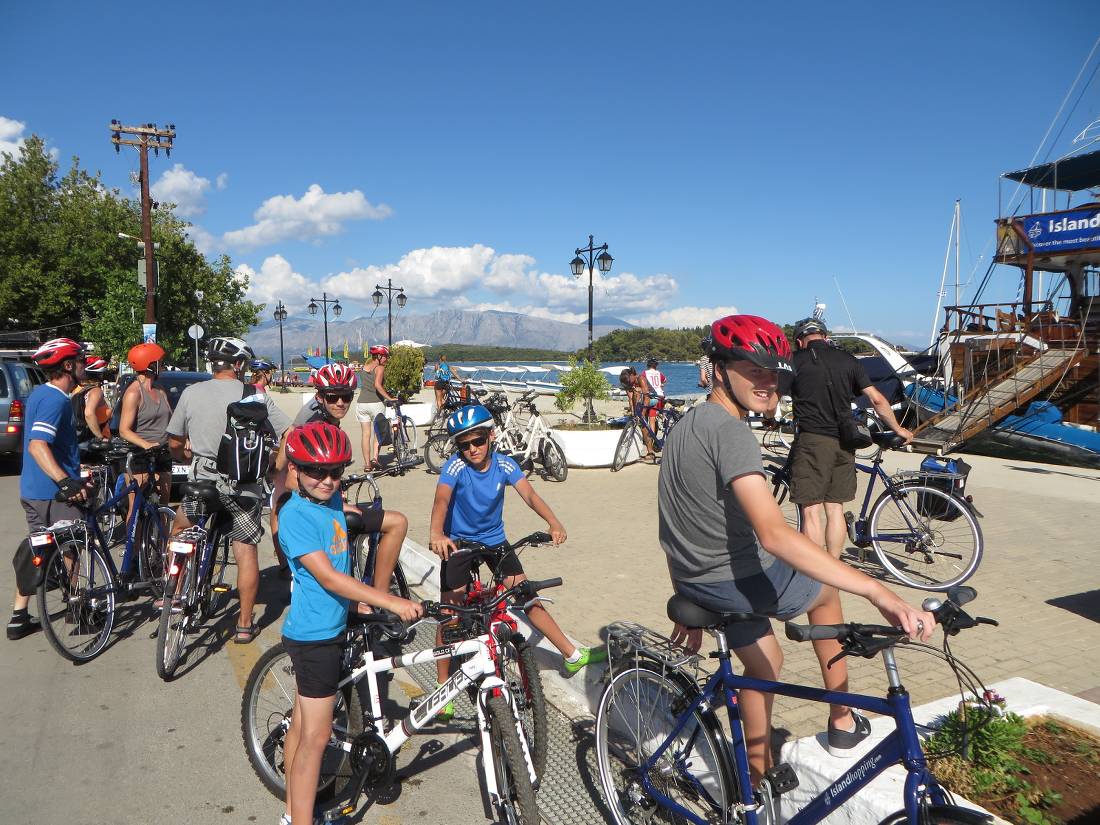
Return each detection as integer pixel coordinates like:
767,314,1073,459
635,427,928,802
675,562,822,649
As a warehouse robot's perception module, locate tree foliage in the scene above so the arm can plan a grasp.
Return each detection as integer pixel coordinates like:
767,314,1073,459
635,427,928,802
554,356,611,414
384,345,426,398
423,344,567,362
0,135,261,363
588,326,711,362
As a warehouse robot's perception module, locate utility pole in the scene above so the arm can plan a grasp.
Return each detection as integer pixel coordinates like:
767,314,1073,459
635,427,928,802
110,120,175,326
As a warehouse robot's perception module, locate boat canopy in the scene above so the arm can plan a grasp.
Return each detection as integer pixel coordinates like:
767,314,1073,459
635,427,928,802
599,365,631,375
1003,148,1100,191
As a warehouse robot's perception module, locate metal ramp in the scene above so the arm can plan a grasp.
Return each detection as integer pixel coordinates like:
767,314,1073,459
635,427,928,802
911,347,1085,455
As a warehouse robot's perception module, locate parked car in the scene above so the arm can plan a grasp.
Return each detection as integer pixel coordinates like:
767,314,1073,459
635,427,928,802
0,358,48,459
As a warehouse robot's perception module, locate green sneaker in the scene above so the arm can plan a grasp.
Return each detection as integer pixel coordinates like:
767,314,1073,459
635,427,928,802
436,684,455,722
563,646,608,675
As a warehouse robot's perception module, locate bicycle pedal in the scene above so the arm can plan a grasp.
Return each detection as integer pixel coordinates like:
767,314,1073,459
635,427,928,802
211,584,231,594
764,763,798,796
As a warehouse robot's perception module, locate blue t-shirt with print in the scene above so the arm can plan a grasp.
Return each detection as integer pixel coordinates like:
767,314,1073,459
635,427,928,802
279,491,352,642
20,383,80,501
439,451,525,545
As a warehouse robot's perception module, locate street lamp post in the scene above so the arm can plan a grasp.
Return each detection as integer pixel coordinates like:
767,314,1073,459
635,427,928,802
570,235,614,361
273,300,288,381
371,279,407,348
307,292,342,362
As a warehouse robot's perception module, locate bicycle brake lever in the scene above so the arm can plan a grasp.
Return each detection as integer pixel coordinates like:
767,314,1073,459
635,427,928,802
976,616,998,627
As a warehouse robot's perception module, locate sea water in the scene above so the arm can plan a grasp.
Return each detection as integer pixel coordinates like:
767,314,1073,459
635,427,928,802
436,361,708,400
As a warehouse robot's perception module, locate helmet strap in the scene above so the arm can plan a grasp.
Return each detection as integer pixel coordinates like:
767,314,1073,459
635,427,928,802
293,467,330,505
713,360,752,419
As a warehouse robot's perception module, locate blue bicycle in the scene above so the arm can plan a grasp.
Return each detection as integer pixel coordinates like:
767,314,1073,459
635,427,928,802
595,587,997,825
33,443,175,663
611,394,688,471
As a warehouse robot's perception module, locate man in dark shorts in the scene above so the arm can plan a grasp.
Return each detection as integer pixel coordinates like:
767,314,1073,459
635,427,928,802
9,339,92,640
788,318,912,559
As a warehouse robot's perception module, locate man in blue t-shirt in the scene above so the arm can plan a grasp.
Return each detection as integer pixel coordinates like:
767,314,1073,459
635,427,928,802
428,404,605,713
9,339,93,640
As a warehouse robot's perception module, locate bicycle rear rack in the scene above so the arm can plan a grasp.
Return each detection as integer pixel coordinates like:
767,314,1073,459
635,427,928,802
606,621,706,683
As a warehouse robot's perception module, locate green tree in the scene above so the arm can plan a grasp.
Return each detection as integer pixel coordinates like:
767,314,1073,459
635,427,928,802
384,345,426,398
554,356,611,422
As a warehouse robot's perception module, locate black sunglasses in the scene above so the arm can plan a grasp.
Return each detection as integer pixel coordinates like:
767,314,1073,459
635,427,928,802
320,391,354,403
457,434,490,452
298,464,346,481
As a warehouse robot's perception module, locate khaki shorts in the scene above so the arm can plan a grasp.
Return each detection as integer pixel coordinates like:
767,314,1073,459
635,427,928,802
789,431,856,505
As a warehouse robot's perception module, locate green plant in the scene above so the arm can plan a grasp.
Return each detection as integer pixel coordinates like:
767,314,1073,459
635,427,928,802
554,356,610,422
383,345,426,399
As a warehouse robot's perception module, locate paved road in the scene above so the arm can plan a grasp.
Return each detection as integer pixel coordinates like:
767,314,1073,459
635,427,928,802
0,462,506,825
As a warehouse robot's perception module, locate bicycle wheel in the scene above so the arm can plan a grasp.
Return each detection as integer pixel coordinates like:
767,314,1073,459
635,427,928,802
352,534,411,600
137,504,172,588
499,639,548,779
868,485,983,590
200,527,232,620
595,664,733,825
540,437,568,482
241,642,363,802
37,538,116,663
763,464,801,531
399,414,417,452
611,423,639,472
485,693,539,825
878,805,991,825
424,433,454,474
155,550,191,680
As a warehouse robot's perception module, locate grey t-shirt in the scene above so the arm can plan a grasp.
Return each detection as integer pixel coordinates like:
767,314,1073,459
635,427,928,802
658,402,775,584
166,378,291,460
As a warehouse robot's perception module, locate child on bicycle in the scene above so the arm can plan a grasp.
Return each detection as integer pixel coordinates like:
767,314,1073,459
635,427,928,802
428,404,604,716
659,315,934,793
277,421,421,825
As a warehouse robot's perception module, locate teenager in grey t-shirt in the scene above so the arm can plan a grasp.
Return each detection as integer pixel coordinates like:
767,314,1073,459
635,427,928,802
167,378,291,460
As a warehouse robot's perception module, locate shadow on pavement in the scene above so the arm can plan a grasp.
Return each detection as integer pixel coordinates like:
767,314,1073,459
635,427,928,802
1007,464,1100,481
1047,590,1100,623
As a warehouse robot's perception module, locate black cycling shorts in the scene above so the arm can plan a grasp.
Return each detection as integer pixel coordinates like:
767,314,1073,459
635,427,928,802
440,542,524,592
283,634,344,698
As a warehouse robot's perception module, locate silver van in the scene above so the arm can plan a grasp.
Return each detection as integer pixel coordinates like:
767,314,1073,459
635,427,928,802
0,359,48,456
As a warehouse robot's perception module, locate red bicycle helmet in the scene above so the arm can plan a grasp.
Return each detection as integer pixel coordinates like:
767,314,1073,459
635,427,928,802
286,421,352,467
312,363,358,389
85,356,108,373
32,338,85,367
703,315,794,373
128,342,166,373
368,345,390,357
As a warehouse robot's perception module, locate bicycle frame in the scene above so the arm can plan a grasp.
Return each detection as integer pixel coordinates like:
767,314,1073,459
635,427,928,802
636,646,945,825
497,403,552,465
79,469,165,595
626,404,679,450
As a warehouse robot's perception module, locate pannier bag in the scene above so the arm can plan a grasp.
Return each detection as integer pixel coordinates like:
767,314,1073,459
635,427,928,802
916,456,971,521
216,385,275,483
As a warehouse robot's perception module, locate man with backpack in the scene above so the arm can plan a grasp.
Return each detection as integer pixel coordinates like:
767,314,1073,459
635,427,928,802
167,336,291,644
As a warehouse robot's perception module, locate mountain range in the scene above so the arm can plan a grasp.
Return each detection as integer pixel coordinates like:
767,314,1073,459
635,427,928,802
246,309,633,357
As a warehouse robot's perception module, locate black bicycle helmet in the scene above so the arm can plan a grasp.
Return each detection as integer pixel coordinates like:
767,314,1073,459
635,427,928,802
792,317,829,339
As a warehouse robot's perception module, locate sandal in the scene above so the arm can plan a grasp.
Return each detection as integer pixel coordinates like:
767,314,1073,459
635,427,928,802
234,622,260,644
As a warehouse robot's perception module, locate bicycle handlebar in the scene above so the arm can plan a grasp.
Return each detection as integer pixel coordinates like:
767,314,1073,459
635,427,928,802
420,577,563,621
454,531,554,555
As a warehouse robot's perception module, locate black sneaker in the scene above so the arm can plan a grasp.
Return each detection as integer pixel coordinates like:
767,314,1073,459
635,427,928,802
7,614,41,640
827,710,872,757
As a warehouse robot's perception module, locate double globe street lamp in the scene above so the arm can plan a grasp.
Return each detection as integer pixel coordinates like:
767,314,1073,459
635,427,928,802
307,292,342,362
372,279,407,348
273,300,288,381
570,235,614,361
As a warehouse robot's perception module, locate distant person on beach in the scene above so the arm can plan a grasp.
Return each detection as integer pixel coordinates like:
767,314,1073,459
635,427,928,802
696,355,713,389
788,317,913,560
355,345,394,470
433,355,453,411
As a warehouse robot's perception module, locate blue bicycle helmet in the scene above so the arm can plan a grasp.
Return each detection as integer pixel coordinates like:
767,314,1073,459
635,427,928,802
446,404,494,438
250,358,276,371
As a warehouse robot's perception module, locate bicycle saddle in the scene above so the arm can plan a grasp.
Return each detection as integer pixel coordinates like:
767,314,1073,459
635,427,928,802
666,398,686,407
871,431,906,449
666,594,758,629
180,481,223,512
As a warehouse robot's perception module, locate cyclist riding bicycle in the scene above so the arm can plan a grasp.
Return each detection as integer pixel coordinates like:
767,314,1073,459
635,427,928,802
277,421,420,825
428,404,605,719
9,338,93,641
166,336,291,644
658,314,933,791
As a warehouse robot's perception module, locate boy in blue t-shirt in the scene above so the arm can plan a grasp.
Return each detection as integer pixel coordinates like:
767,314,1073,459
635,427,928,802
278,422,420,825
428,405,605,709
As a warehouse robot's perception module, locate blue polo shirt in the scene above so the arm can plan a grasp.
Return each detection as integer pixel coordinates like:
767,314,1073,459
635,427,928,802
439,451,525,545
279,491,352,642
21,383,80,501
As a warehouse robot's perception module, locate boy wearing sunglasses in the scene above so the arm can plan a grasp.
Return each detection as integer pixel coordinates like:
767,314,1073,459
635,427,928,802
428,404,604,717
278,421,421,825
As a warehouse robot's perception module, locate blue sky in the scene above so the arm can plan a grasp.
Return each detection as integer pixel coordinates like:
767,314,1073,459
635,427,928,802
3,2,1099,347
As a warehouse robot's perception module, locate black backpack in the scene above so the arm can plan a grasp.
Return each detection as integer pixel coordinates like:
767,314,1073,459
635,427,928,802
216,384,276,483
71,387,91,440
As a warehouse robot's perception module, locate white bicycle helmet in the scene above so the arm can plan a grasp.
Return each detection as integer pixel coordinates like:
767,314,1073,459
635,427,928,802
207,336,254,364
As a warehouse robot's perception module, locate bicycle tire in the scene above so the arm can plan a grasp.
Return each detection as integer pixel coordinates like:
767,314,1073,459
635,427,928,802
37,538,116,663
155,552,190,680
351,533,411,600
595,663,734,825
95,470,124,545
763,464,801,531
499,639,548,779
399,414,417,452
540,437,568,482
201,526,232,620
878,805,993,825
868,484,983,591
137,504,172,587
611,423,638,472
424,433,453,474
485,693,539,825
241,642,363,802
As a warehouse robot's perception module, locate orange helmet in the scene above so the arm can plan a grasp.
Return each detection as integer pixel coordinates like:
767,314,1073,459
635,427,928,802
128,342,166,373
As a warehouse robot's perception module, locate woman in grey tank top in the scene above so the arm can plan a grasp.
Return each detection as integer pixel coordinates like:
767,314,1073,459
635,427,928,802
354,345,394,469
119,342,173,503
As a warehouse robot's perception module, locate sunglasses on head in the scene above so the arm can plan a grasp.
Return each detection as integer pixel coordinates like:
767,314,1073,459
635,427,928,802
457,434,490,452
320,391,354,403
298,464,346,481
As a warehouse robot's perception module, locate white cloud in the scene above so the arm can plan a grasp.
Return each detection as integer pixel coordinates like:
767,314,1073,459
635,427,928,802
186,225,220,256
235,254,316,306
0,116,27,159
626,305,741,328
223,184,392,249
215,173,229,190
323,244,498,299
151,163,212,218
